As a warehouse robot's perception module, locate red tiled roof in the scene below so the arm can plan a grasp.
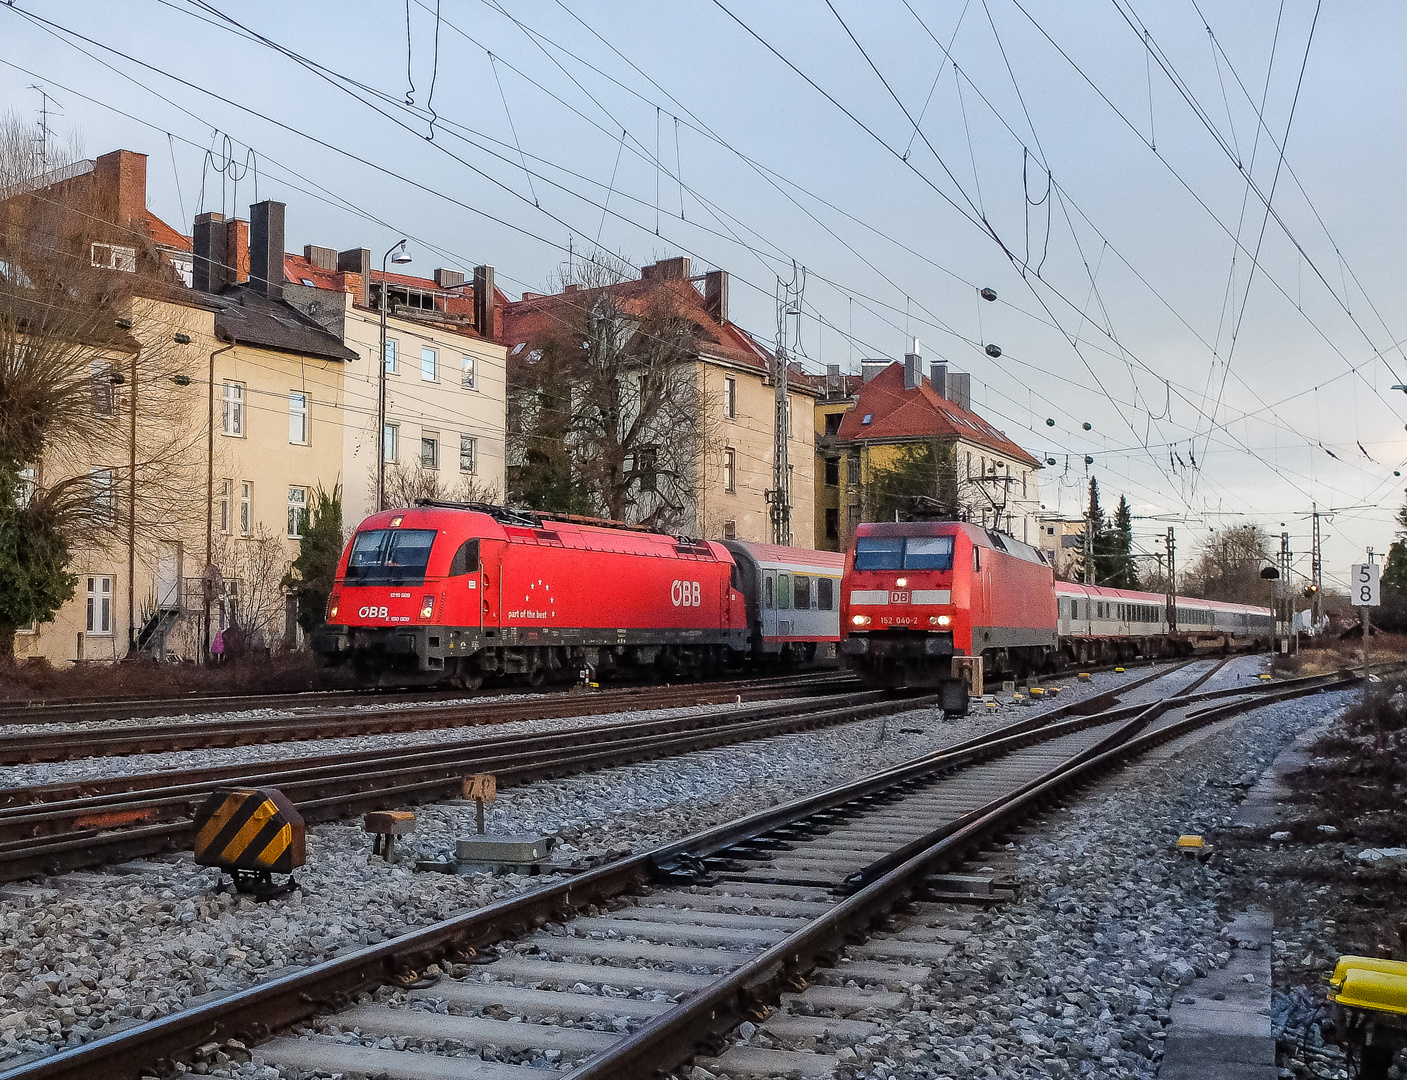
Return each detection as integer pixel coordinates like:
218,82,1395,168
502,273,784,377
144,213,190,251
836,361,1040,468
284,253,346,291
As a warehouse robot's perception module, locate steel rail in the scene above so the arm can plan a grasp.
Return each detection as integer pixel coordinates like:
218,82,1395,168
0,674,860,764
0,661,1251,1080
0,692,933,883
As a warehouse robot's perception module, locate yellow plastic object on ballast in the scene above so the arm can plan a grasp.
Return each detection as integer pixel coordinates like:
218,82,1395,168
1330,965,1407,1017
1329,955,1407,991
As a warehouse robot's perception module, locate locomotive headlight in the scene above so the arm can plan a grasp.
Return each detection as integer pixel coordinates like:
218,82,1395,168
937,615,951,626
327,604,339,620
851,614,871,626
419,595,435,619
895,577,908,588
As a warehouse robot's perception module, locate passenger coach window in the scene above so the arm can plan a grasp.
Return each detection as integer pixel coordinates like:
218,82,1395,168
448,539,480,576
765,578,774,609
345,528,437,586
817,578,834,611
854,537,903,570
902,536,955,570
794,575,811,610
777,573,792,610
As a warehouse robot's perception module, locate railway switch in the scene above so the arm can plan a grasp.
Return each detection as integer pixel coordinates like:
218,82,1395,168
365,810,417,863
193,786,305,899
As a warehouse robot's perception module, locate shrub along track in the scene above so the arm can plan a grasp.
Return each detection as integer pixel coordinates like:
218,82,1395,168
0,664,1360,1080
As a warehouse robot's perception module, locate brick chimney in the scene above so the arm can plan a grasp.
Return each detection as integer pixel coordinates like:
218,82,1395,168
192,211,228,294
248,200,285,301
225,219,249,285
473,265,496,339
903,340,921,391
337,248,371,307
704,269,729,324
92,150,147,229
643,256,690,281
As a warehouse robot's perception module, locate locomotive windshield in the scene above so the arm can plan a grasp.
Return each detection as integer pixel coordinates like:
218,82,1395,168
344,528,437,586
853,535,955,571
902,536,955,570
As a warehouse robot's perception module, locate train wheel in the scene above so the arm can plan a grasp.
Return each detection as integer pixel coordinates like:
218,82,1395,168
526,665,547,688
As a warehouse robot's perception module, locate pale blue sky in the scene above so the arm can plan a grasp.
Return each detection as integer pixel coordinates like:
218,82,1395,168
2,1,1402,587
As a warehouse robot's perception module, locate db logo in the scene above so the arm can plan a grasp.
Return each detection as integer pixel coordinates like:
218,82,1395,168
358,605,389,619
671,580,701,607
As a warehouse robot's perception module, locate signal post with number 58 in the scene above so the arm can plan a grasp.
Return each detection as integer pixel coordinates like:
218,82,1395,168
1351,561,1379,696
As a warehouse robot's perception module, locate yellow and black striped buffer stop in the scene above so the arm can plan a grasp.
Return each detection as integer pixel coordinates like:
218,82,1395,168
193,787,306,875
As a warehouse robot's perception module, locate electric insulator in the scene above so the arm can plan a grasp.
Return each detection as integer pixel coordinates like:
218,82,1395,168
980,287,997,302
1082,422,1092,431
1046,457,1056,465
1084,455,1094,465
1046,418,1055,427
985,344,1002,358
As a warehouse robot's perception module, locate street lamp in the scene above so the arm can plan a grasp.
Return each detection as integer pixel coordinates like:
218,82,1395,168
376,240,413,513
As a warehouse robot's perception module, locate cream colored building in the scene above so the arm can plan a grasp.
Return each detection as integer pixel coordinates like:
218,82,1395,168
283,252,507,523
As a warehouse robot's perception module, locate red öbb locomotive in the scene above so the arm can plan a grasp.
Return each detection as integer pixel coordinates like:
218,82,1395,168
313,502,844,686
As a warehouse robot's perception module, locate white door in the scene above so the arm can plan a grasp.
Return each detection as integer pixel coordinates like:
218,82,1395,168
157,544,181,610
761,571,777,638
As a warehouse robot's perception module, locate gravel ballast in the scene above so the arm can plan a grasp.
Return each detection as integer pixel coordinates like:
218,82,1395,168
0,661,1225,1071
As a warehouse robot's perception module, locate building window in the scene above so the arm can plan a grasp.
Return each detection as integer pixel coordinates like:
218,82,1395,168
222,381,244,436
86,576,113,635
824,412,842,436
384,339,397,373
966,451,972,478
459,435,477,474
219,479,232,534
723,448,736,494
421,347,437,382
847,456,860,485
1022,470,1028,498
787,464,794,505
723,376,737,419
91,361,115,417
289,391,309,445
460,355,476,390
421,433,439,470
287,486,308,538
825,507,839,541
90,242,136,272
638,447,658,493
383,423,399,464
239,481,252,536
825,457,839,486
1048,526,1055,536
90,469,115,524
722,519,737,540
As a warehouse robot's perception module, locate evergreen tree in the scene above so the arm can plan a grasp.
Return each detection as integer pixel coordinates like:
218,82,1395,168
1108,496,1138,588
1379,499,1407,631
1073,479,1105,583
0,476,76,659
282,484,344,636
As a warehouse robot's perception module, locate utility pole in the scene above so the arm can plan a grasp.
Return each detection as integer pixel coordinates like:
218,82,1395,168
1279,530,1291,652
1165,527,1177,635
1083,502,1095,585
769,265,804,545
1311,504,1323,629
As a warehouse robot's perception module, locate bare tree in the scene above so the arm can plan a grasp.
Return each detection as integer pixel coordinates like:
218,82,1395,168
0,116,206,655
1183,524,1273,604
213,525,290,654
376,458,503,511
508,265,707,531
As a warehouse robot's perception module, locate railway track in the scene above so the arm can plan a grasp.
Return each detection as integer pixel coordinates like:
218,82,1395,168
0,672,860,765
0,659,1312,885
0,660,1355,1080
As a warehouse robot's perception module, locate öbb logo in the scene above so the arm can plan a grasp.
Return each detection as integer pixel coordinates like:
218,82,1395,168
358,605,389,619
671,580,701,607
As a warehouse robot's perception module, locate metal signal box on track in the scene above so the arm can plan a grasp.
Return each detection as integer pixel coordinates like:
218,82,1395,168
193,786,305,898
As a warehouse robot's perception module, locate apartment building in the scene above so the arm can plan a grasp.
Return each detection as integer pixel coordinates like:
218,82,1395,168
813,355,1043,550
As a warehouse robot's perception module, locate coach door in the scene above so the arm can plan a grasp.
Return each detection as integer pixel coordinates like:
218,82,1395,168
761,570,777,639
776,573,792,638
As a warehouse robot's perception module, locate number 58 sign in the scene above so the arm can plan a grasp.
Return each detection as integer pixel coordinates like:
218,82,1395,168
1351,563,1380,608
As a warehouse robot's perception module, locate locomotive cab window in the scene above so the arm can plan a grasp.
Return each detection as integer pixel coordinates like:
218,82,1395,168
817,577,834,611
903,536,955,570
794,575,811,610
345,528,437,586
854,537,903,570
448,539,480,576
